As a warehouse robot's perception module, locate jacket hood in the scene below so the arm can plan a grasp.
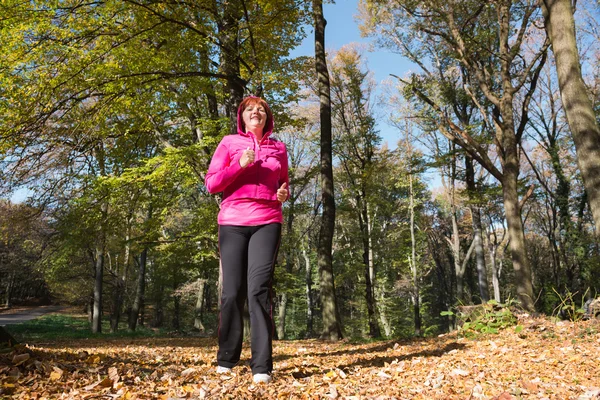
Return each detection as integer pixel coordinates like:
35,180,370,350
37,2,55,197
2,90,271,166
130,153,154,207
236,99,274,139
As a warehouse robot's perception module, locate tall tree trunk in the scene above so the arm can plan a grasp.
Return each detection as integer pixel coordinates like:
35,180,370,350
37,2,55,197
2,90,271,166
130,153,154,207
87,294,93,323
194,279,207,332
470,206,489,302
173,291,180,331
92,143,108,334
450,206,465,302
129,246,148,331
408,162,421,336
465,156,490,303
110,276,125,333
129,202,152,331
110,220,132,333
541,0,600,234
502,123,535,311
219,1,245,133
92,237,105,333
447,148,467,303
359,198,380,337
153,283,164,328
5,271,14,308
277,293,288,340
485,219,505,303
314,0,342,341
303,247,315,338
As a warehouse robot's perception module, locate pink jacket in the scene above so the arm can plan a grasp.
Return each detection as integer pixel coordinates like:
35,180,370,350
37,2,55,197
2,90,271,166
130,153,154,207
205,106,289,226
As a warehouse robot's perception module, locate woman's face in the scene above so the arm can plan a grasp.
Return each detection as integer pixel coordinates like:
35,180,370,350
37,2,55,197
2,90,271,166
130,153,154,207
242,103,267,134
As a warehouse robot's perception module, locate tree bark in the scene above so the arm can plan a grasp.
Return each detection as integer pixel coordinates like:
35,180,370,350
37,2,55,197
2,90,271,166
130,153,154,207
92,236,105,333
110,276,125,333
129,246,148,331
359,198,380,337
219,0,245,133
5,271,14,308
92,143,108,334
541,0,600,234
314,0,342,341
465,156,490,303
500,122,535,312
408,159,421,336
194,279,207,332
303,247,315,338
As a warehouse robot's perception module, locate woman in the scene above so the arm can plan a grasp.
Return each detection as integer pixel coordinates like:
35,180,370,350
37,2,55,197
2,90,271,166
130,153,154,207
205,96,289,384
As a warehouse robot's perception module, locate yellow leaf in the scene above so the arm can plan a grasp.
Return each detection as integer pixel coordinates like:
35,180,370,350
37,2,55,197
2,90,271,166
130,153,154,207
49,370,63,381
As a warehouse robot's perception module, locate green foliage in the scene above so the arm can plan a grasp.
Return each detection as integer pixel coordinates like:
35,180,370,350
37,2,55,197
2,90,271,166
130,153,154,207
551,288,588,322
443,299,522,338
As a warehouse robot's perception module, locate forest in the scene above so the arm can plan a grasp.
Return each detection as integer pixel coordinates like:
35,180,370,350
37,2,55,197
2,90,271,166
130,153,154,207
1,0,600,344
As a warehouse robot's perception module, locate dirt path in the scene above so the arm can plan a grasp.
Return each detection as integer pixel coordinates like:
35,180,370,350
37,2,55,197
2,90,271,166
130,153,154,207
0,305,64,326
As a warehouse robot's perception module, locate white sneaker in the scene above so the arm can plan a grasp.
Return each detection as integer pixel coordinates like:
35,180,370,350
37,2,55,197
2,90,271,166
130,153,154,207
253,373,272,384
216,366,232,374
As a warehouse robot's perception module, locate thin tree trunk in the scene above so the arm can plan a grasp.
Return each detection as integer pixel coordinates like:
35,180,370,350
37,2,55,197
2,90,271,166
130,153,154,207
277,293,288,340
303,248,314,338
194,279,207,332
92,143,108,334
173,286,180,331
92,240,105,333
110,277,125,333
5,271,14,308
129,246,148,331
541,0,600,234
486,218,505,303
465,156,490,302
360,198,380,337
314,0,342,341
153,283,164,328
471,206,489,302
409,162,421,336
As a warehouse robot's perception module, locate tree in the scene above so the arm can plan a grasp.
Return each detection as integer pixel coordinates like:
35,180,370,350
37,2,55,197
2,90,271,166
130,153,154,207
314,0,342,341
0,0,309,332
330,46,381,338
540,0,600,235
360,0,549,311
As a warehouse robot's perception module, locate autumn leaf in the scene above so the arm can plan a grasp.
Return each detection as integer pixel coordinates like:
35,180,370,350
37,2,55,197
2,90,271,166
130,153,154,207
49,367,63,381
11,353,29,366
1,316,599,399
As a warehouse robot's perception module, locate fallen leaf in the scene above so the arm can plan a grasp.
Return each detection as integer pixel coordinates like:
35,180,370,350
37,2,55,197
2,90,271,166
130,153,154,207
451,368,469,376
181,367,196,377
108,366,119,383
12,353,30,366
49,367,63,381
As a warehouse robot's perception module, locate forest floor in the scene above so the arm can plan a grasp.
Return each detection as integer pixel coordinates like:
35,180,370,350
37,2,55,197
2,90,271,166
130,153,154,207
1,311,599,399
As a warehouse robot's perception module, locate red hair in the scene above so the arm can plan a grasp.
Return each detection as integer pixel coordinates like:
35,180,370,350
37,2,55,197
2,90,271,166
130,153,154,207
238,96,273,133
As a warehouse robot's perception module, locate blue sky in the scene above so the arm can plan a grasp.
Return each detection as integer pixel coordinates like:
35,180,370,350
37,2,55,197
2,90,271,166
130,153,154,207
291,0,416,149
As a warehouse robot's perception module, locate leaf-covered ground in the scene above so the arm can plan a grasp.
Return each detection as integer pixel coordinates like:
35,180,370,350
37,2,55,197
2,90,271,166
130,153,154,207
1,314,600,399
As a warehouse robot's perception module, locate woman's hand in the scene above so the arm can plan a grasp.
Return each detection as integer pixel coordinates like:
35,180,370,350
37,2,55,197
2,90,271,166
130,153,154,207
239,147,255,168
277,183,288,202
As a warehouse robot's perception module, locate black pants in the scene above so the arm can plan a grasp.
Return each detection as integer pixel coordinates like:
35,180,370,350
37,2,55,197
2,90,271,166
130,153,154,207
217,223,281,374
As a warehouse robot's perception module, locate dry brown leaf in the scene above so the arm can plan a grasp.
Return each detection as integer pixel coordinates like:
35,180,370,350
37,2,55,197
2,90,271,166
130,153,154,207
12,353,30,366
180,367,196,377
3,316,600,399
108,366,119,384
